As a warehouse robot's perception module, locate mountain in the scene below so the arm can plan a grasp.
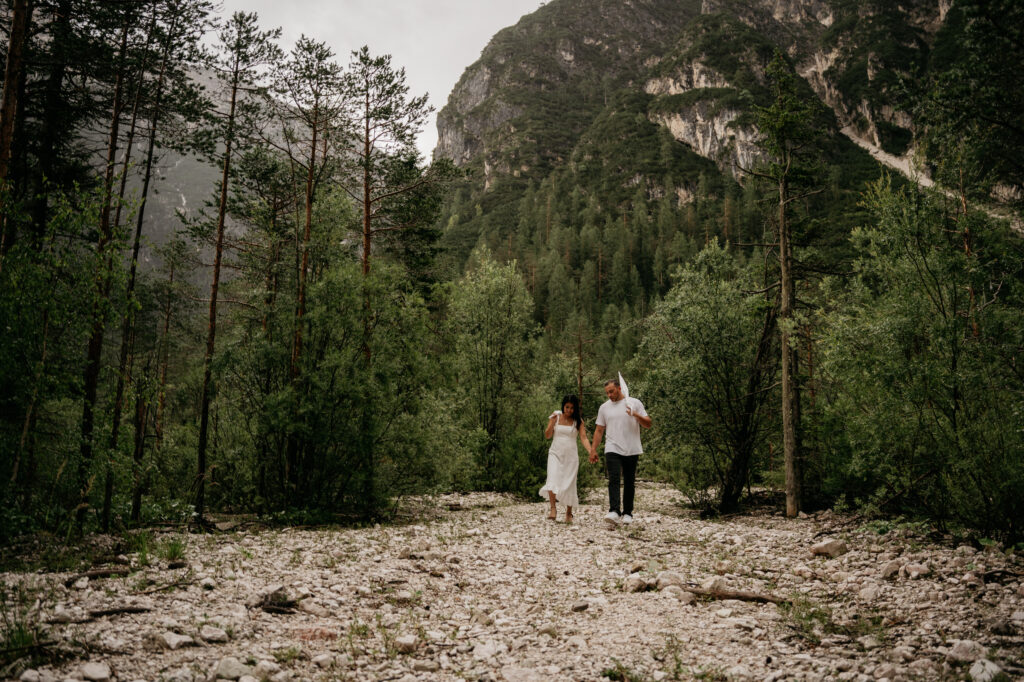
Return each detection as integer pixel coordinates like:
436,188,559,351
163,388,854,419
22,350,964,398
430,0,959,289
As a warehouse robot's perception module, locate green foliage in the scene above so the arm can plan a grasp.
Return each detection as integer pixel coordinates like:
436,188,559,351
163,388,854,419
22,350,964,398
819,178,1024,540
635,243,777,513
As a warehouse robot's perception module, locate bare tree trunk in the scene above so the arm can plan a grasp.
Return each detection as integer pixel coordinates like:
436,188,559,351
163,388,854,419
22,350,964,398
154,260,174,447
76,17,132,530
0,0,33,255
779,175,801,518
129,378,149,523
196,70,239,524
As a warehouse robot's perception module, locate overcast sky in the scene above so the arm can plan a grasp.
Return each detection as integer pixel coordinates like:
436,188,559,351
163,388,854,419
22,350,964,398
219,0,546,160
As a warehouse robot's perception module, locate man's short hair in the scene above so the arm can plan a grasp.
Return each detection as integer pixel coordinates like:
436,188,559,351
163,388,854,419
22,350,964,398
604,378,620,388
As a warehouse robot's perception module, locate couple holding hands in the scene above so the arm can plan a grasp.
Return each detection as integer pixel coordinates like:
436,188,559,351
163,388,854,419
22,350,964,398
540,377,652,525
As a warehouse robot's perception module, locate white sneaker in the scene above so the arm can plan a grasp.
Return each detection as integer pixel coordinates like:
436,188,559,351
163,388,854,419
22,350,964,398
604,511,621,525
621,514,633,525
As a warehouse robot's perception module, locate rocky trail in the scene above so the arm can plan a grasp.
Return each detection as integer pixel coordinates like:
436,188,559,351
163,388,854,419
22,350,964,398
3,483,1022,681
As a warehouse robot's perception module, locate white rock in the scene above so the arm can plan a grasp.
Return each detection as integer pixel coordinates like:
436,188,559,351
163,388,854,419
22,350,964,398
152,631,195,650
214,656,252,680
859,585,880,601
623,573,648,593
655,571,686,590
238,677,259,682
200,577,216,590
311,653,334,668
162,667,194,682
394,634,418,653
200,625,229,643
253,660,280,679
880,560,902,579
472,639,505,661
20,671,41,682
702,576,729,592
566,635,586,648
80,663,111,682
811,539,848,558
500,666,544,682
904,563,930,579
73,577,89,589
969,659,1002,682
858,635,882,650
947,639,985,662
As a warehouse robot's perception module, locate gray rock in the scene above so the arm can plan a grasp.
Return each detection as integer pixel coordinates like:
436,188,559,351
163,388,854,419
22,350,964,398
904,563,930,579
412,660,440,672
623,573,648,593
311,653,334,668
701,576,729,592
872,663,897,679
20,671,41,682
394,634,418,654
566,635,586,648
214,656,252,680
200,625,229,644
200,577,216,590
392,590,415,604
80,663,111,682
858,584,880,601
538,622,557,636
161,667,194,682
882,559,904,580
253,661,280,679
655,571,686,590
238,677,259,682
946,639,985,662
152,631,195,650
570,599,589,612
969,659,1002,682
811,539,849,558
857,635,882,650
500,667,544,682
472,640,504,661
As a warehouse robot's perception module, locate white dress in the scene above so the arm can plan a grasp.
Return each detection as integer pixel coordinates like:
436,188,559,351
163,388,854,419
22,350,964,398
539,420,580,508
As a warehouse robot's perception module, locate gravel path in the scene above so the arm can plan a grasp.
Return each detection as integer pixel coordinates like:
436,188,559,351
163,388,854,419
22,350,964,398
5,483,1023,681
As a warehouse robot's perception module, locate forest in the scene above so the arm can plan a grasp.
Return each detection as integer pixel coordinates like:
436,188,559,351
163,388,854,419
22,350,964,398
1,0,1022,548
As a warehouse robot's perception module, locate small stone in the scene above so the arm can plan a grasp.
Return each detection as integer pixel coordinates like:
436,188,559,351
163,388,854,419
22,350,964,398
857,635,882,650
311,653,334,668
392,590,415,604
571,599,589,612
623,574,648,593
947,639,985,662
200,625,229,643
904,563,930,579
629,560,645,574
655,571,686,591
500,667,544,682
412,660,440,672
162,667,194,682
200,577,216,590
969,659,1002,682
238,677,259,682
472,640,504,661
880,560,902,579
356,586,372,597
859,585,880,601
73,577,89,589
298,600,329,617
394,634,418,654
253,661,280,678
811,539,848,558
151,631,195,650
566,635,586,648
80,663,111,682
701,576,729,592
538,623,557,636
715,608,733,618
214,656,252,680
873,663,897,679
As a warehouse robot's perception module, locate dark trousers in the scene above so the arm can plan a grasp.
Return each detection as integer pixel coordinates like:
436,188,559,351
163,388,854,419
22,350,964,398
606,453,638,515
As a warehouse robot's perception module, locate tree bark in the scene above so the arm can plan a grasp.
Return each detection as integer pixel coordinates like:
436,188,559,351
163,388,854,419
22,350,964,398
76,16,132,530
0,0,34,253
779,174,801,517
196,67,239,524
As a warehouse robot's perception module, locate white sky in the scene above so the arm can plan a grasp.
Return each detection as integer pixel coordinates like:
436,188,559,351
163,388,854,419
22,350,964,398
219,0,546,161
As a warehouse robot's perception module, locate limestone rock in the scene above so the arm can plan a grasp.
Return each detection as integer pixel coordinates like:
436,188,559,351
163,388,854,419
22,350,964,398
655,571,686,590
623,573,648,593
969,659,1002,682
412,660,440,672
214,656,252,680
538,622,557,636
903,563,930,579
19,672,41,682
880,560,902,579
811,539,848,558
946,639,985,662
200,625,229,644
571,599,589,612
150,631,195,650
394,634,418,654
200,577,216,590
80,662,111,682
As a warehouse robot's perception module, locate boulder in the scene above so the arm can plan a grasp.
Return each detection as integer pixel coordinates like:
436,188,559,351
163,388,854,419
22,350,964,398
811,539,848,558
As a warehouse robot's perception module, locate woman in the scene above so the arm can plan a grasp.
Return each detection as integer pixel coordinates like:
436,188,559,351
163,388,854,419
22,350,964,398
540,394,592,523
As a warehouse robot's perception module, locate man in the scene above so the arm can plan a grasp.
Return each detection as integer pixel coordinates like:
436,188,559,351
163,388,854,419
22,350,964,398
589,377,652,525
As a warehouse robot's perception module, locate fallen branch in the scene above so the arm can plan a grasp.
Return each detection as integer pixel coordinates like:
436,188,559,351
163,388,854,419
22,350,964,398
88,606,152,619
135,578,191,595
63,567,130,587
686,586,790,605
983,569,1023,584
0,640,57,656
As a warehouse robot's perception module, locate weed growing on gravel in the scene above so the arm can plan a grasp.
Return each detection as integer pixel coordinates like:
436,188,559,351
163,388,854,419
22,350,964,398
601,659,648,681
691,665,728,681
272,646,301,663
157,536,186,562
652,634,687,679
781,596,886,645
125,531,153,566
0,587,50,670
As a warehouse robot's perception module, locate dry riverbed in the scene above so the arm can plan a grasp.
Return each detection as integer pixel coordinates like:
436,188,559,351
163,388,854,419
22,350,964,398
3,483,1023,681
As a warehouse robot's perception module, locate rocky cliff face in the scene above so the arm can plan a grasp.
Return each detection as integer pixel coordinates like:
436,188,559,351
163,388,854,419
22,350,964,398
434,0,946,202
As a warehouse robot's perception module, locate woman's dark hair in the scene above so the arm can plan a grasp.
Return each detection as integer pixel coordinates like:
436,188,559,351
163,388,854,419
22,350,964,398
561,394,582,429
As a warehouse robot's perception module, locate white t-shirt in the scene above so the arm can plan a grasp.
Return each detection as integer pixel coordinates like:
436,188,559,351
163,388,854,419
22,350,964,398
596,398,648,456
